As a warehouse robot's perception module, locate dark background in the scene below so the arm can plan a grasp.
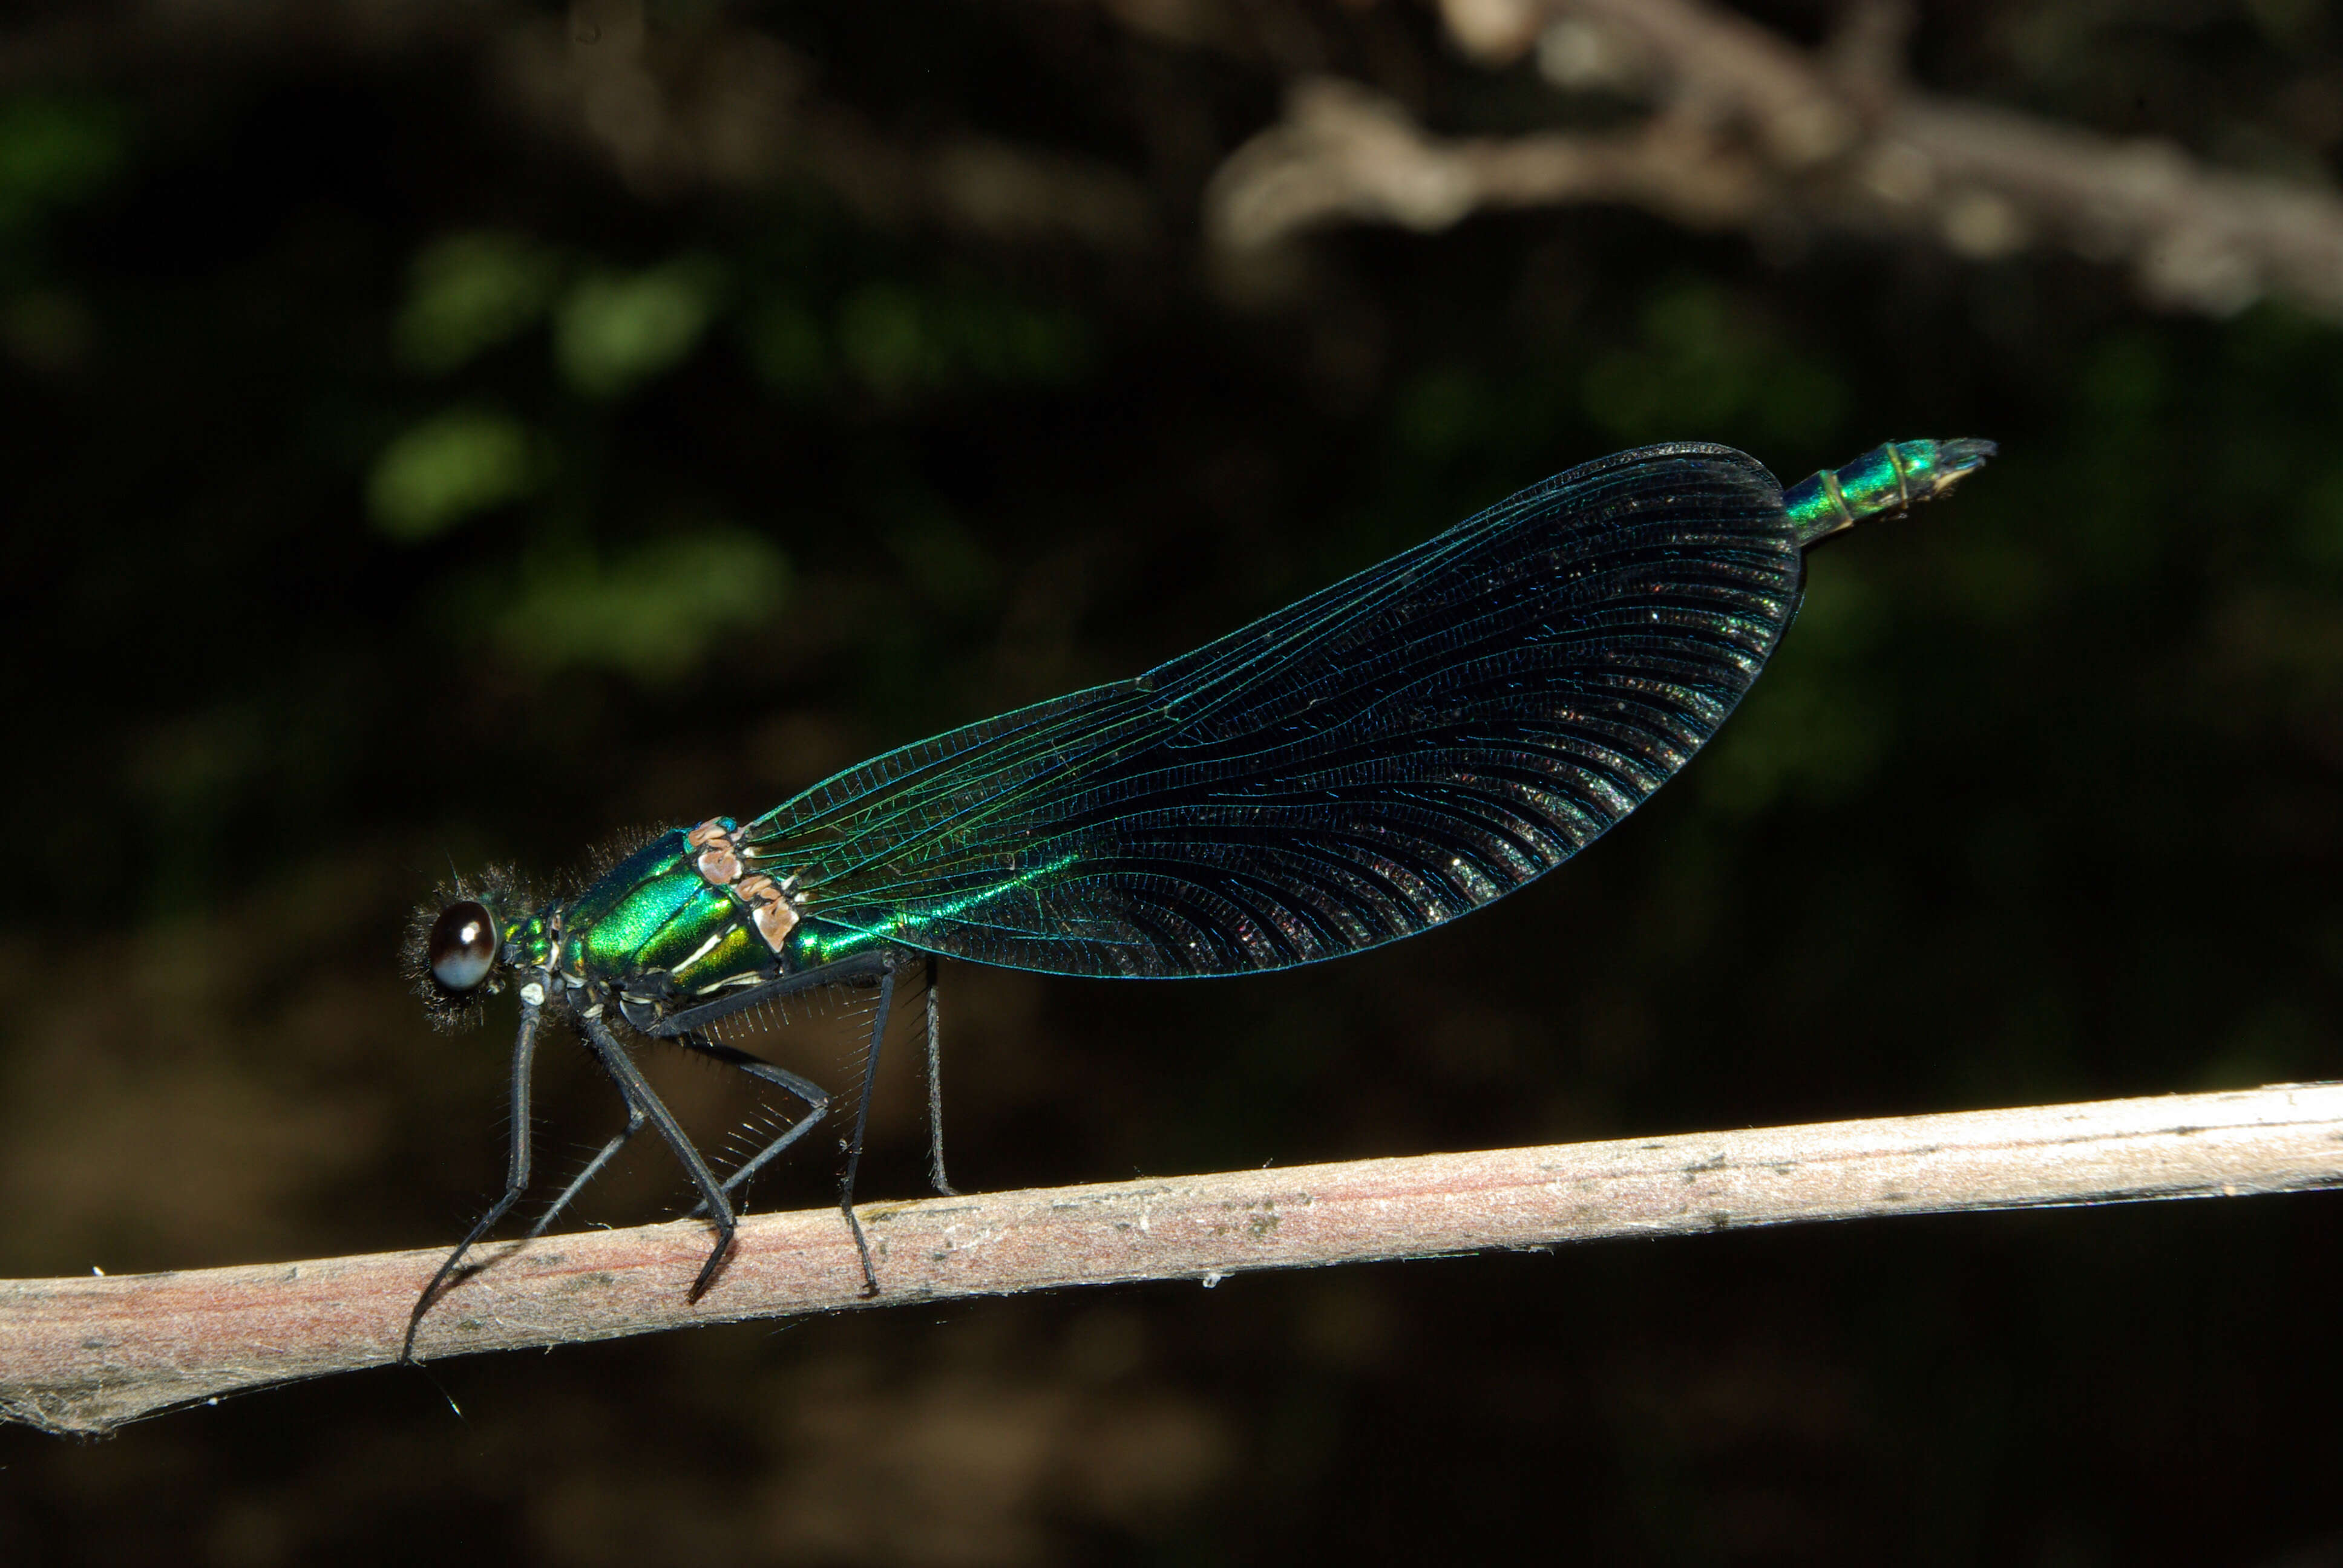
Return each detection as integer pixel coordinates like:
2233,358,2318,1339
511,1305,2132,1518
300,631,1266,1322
6,1,2343,1561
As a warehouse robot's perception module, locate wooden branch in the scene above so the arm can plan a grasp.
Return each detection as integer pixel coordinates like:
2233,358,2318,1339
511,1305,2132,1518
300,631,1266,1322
5,1083,2341,1438
1207,0,2343,321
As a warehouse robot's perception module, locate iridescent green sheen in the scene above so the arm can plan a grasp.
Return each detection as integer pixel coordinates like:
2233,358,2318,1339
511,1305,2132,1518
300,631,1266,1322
790,851,1083,969
1783,439,1995,547
549,829,775,998
566,835,693,935
667,916,762,990
744,440,1992,979
504,912,557,972
787,922,877,969
497,440,1996,992
634,884,753,979
574,864,703,974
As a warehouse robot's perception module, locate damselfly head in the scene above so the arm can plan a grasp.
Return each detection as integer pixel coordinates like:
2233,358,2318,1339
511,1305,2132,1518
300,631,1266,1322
404,867,528,1030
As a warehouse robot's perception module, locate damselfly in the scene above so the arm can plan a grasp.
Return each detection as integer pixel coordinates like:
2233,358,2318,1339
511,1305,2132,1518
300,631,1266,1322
404,437,1993,1359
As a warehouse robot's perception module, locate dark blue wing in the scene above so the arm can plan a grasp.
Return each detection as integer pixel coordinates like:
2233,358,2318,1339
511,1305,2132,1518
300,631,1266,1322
742,442,1801,976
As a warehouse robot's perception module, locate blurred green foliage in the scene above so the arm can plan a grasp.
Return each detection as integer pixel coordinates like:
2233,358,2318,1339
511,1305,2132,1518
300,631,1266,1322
0,94,121,372
554,255,723,398
490,529,791,683
0,93,124,236
367,407,544,539
746,275,1092,401
1582,279,1847,452
1697,555,1894,816
392,230,564,375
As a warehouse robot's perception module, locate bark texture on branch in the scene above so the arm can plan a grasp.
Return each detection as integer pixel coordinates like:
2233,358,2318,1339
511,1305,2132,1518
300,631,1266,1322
5,1082,2341,1439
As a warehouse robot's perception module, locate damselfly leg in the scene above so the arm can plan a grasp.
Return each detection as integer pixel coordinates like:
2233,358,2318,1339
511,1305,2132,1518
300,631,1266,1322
403,1005,743,1364
833,956,896,1292
526,1098,647,1240
653,947,927,1294
404,945,950,1359
680,1032,831,1204
404,1002,545,1364
923,955,954,1197
574,1009,739,1301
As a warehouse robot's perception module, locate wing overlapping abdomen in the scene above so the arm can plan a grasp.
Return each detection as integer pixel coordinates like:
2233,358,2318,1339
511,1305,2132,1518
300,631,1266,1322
744,442,1803,976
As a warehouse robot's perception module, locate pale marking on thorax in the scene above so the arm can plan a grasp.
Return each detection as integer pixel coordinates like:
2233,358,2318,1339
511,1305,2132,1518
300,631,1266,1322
734,875,801,952
686,818,746,885
687,818,804,955
673,928,727,974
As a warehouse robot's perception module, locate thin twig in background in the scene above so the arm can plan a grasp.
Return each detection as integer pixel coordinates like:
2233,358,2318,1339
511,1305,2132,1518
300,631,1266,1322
11,0,2343,318
1210,0,2343,321
5,1082,2339,1439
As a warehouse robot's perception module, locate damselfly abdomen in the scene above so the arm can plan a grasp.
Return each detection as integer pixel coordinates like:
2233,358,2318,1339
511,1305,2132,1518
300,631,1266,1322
402,437,1993,1360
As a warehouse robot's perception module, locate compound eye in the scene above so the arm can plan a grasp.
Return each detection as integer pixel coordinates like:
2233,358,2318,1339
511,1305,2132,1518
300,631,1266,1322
427,901,499,993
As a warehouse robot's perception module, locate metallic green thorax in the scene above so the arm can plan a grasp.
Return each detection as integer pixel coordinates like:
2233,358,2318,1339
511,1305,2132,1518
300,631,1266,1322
1782,439,1995,547
503,911,559,973
509,823,779,1009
